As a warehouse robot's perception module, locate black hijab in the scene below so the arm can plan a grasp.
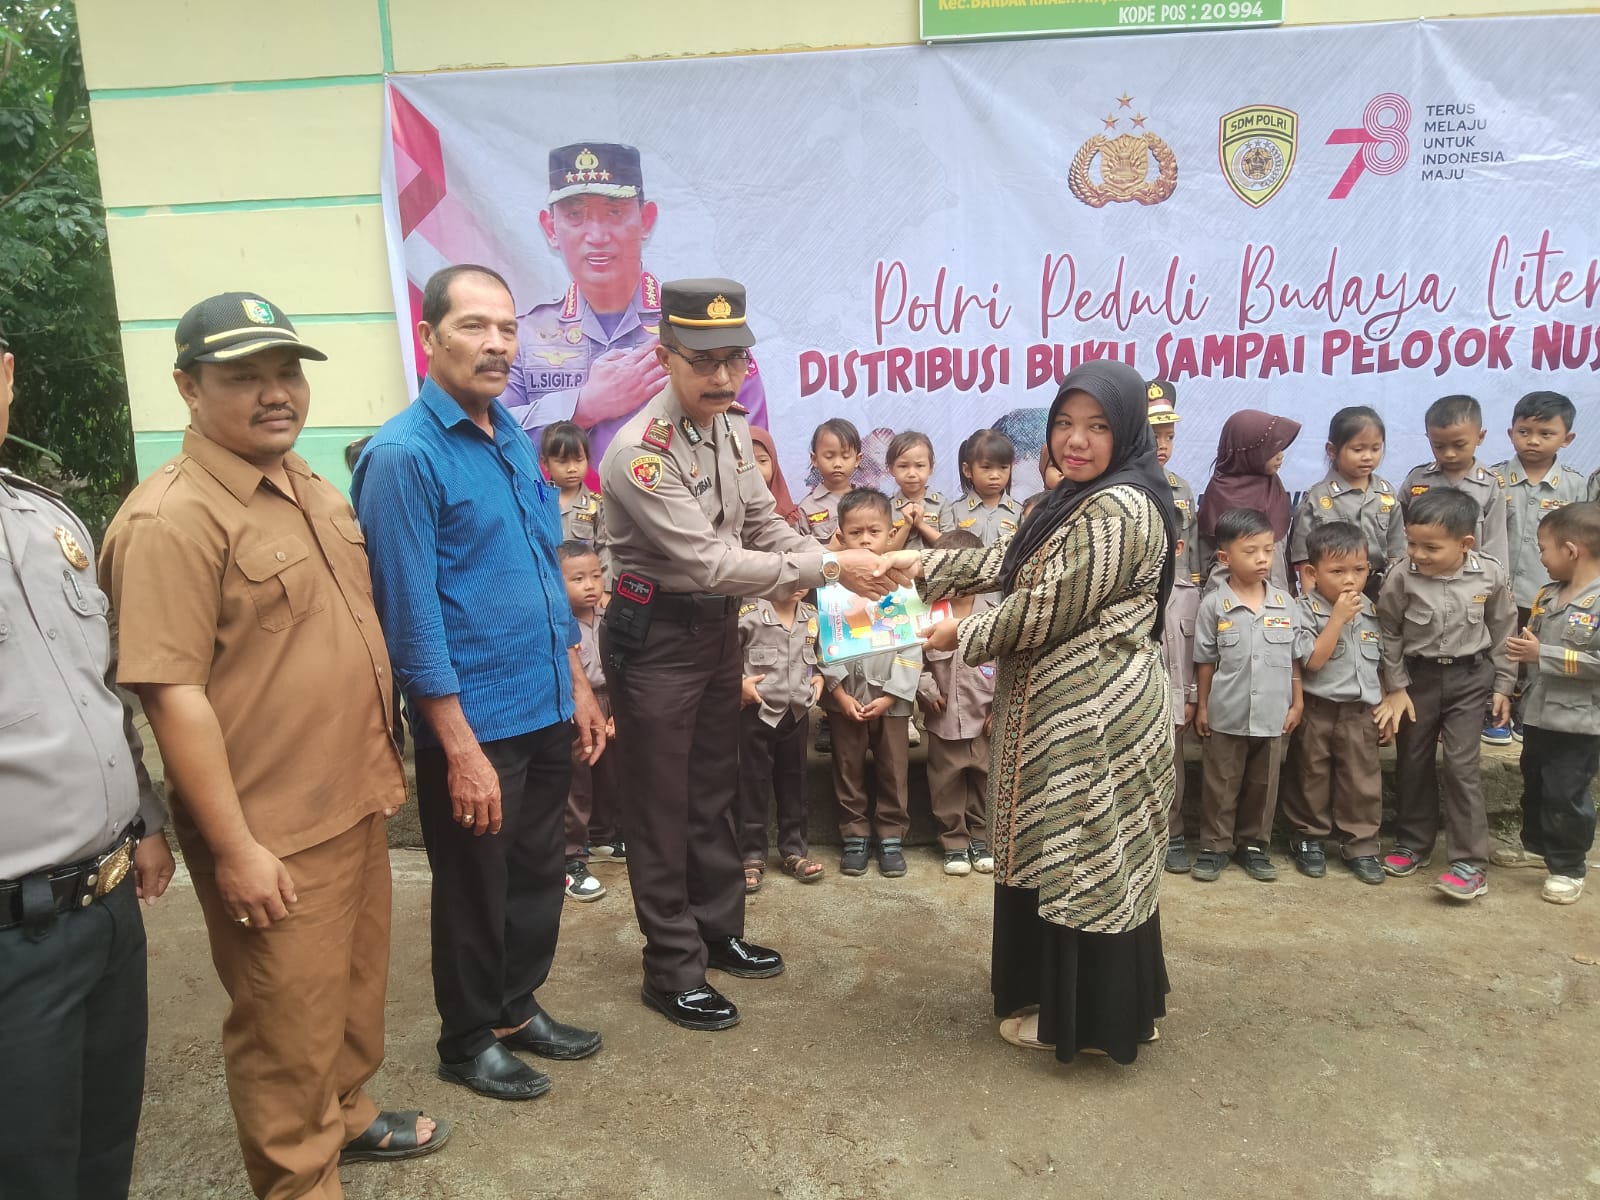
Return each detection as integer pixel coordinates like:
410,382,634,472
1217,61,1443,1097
997,361,1180,640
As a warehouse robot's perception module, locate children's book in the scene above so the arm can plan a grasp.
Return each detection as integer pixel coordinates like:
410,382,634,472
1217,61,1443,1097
815,584,953,665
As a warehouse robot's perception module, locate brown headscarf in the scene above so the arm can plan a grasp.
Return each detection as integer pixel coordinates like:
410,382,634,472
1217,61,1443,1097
748,426,797,521
1198,410,1301,541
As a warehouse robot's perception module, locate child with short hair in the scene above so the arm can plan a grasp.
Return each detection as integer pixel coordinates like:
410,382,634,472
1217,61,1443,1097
794,418,862,543
1192,508,1304,883
1147,380,1201,586
822,488,922,878
558,541,618,900
940,428,1022,545
1160,527,1200,873
1400,394,1509,567
1489,391,1587,741
1375,488,1516,901
915,529,996,876
737,586,826,891
1282,522,1386,884
541,421,604,545
1499,502,1600,904
885,430,945,551
1197,409,1300,593
1289,406,1404,597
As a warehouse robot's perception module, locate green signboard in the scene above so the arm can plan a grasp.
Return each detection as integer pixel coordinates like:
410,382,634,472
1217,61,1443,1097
921,0,1284,41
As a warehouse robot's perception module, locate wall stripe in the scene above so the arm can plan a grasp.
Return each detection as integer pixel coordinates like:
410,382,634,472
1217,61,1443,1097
90,74,382,101
378,0,396,73
106,194,381,218
120,313,396,333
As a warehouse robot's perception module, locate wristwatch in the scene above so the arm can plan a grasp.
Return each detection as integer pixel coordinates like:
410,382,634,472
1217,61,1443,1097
821,552,842,583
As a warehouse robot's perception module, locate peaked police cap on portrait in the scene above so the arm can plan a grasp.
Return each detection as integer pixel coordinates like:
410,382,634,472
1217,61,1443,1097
172,291,328,370
547,142,644,204
660,278,758,351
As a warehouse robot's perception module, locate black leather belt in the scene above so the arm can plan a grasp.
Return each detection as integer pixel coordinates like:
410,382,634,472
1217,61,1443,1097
0,823,141,932
652,591,739,624
1406,652,1483,669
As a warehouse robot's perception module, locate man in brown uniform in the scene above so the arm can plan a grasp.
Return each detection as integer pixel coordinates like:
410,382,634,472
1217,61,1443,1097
598,278,888,1030
101,293,448,1199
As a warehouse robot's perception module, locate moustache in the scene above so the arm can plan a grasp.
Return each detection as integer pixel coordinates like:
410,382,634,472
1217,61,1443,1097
475,356,509,373
704,390,737,402
254,408,298,424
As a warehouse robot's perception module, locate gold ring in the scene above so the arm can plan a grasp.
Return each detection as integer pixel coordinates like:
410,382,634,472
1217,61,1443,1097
236,916,251,926
462,814,475,826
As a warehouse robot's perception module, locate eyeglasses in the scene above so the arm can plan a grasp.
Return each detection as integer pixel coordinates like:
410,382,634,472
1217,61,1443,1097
664,345,751,377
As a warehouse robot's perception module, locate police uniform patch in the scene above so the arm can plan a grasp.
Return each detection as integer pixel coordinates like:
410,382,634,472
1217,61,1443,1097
1581,595,1597,608
1410,485,1429,496
678,416,702,446
1264,615,1292,628
1359,629,1381,643
1570,612,1599,629
958,518,977,529
1217,619,1234,631
807,510,830,525
1471,594,1488,604
1379,495,1396,511
999,519,1018,532
1319,495,1333,510
573,509,595,522
738,602,758,617
642,418,674,452
629,455,663,492
54,526,89,569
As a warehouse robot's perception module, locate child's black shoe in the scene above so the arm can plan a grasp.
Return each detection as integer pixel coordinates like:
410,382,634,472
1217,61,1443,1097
840,836,870,876
1290,838,1326,878
1164,836,1192,874
877,838,907,878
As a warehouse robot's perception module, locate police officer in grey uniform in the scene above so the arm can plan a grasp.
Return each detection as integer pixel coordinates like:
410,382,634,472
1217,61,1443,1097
598,279,887,1030
0,320,174,1199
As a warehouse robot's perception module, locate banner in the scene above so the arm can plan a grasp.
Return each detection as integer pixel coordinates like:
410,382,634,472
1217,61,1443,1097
382,15,1600,500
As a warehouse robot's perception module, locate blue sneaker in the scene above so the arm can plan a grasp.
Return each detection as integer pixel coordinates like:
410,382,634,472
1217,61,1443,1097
1481,722,1513,747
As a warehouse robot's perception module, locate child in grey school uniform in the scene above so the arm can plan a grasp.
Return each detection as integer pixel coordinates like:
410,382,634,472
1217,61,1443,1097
915,529,996,877
1192,508,1304,884
558,541,618,901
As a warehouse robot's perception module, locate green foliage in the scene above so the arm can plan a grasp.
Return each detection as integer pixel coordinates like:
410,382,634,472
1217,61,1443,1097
1,2,133,536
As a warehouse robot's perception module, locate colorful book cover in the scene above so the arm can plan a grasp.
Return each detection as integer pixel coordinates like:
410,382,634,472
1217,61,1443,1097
815,584,953,665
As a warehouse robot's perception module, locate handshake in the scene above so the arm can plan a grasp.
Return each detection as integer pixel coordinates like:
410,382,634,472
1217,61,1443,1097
829,549,923,600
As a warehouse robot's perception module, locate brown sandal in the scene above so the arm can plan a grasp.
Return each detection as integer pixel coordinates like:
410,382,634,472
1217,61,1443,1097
781,854,825,883
743,860,765,893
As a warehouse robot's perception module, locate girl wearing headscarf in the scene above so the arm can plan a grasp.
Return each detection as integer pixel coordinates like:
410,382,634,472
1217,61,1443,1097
747,426,797,523
1196,409,1301,593
889,360,1179,1063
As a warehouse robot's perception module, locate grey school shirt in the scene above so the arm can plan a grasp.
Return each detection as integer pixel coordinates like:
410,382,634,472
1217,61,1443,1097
938,493,1023,546
560,487,604,545
0,470,164,878
892,489,947,552
1288,472,1404,569
1375,551,1517,694
794,484,844,543
1160,574,1200,721
821,644,923,718
917,593,997,740
739,598,819,727
1166,469,1201,584
1194,579,1299,738
1399,460,1509,569
1293,593,1383,705
1521,576,1600,735
1487,457,1587,609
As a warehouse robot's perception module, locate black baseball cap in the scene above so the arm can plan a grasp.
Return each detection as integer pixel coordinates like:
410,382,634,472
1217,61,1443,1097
173,292,328,371
661,278,756,351
547,142,643,205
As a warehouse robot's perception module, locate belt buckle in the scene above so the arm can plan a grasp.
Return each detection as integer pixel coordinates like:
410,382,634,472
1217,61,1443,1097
93,839,133,898
1436,655,1457,666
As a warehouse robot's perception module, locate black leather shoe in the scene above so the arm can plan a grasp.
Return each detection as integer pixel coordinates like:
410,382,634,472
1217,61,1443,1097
641,981,740,1030
705,935,785,979
437,1043,551,1100
1291,838,1326,878
1347,855,1385,885
500,1009,602,1061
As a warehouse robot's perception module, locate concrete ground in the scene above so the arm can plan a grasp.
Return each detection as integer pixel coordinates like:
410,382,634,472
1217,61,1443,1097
132,843,1600,1200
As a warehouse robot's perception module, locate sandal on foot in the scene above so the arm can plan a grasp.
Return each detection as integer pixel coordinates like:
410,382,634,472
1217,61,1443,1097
999,1015,1054,1050
781,854,825,883
340,1110,451,1164
743,860,765,894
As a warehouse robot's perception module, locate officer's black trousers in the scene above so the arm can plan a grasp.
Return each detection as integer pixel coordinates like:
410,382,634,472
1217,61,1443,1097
0,876,147,1200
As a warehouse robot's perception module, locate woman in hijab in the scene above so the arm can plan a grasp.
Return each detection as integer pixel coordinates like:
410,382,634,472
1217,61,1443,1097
748,426,798,523
885,360,1178,1063
1196,409,1301,591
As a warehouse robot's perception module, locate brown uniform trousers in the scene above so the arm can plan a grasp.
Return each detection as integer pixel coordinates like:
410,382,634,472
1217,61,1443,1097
1199,733,1284,854
1281,695,1382,857
566,689,618,858
189,814,389,1200
926,732,990,850
830,716,912,840
1394,657,1494,867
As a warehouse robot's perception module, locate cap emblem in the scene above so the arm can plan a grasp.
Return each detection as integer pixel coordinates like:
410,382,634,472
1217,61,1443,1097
241,299,274,325
1147,383,1163,400
706,295,733,321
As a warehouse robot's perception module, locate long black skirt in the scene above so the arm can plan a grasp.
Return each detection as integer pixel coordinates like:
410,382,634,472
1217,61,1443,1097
991,883,1170,1065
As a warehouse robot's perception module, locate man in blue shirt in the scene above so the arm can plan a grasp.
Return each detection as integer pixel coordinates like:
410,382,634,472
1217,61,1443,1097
354,265,609,1102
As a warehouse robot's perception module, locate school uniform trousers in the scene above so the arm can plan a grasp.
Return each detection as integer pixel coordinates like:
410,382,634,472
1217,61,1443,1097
737,707,810,862
830,714,912,839
926,732,990,849
1281,694,1382,857
1393,656,1494,867
566,689,618,858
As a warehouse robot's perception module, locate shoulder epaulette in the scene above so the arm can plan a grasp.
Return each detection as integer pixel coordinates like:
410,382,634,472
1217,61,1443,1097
738,601,758,617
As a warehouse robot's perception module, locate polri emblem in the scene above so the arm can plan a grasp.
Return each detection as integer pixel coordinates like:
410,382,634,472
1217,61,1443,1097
1069,95,1178,208
54,526,89,569
629,455,663,492
1219,105,1298,208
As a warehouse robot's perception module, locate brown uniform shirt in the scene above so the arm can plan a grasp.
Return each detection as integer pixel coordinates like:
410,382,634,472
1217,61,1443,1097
738,598,819,727
1400,460,1509,569
560,488,604,545
918,594,997,740
598,386,827,598
793,484,846,544
101,429,405,867
1375,551,1516,694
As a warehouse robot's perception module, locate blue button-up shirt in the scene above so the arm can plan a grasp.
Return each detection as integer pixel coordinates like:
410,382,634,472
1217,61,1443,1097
353,377,576,746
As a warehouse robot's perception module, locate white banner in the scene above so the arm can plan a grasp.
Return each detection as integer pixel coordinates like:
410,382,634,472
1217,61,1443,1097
382,14,1600,497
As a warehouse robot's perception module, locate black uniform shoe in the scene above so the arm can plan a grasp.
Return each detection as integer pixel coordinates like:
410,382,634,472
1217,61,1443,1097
1290,838,1326,878
499,1009,602,1060
1164,836,1192,874
877,838,908,877
1239,843,1278,882
1347,855,1385,885
1190,849,1228,882
706,935,785,978
640,982,740,1031
840,836,870,876
437,1043,551,1100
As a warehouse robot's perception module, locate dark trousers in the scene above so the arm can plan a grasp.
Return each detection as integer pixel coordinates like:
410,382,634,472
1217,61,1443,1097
927,731,990,850
1199,731,1284,853
603,615,746,993
1168,725,1189,839
0,876,146,1200
737,707,810,863
566,691,617,860
830,712,912,839
1518,726,1600,878
416,723,571,1063
1394,657,1492,868
1281,694,1383,858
